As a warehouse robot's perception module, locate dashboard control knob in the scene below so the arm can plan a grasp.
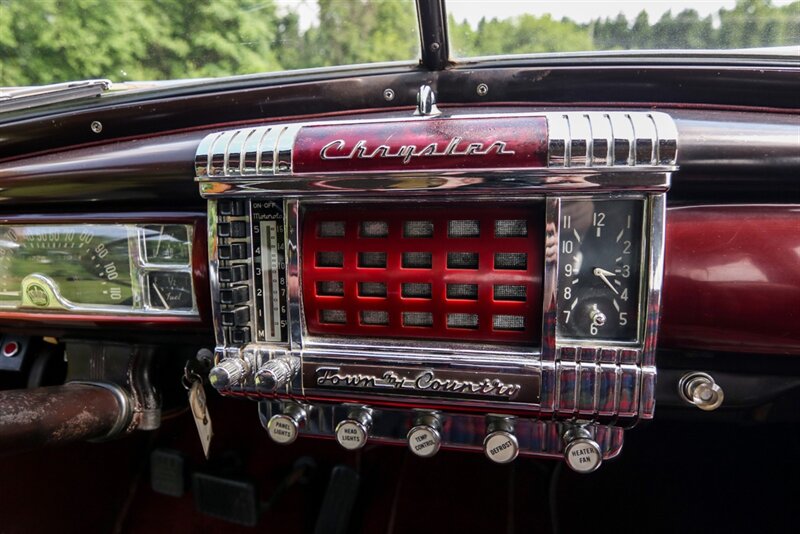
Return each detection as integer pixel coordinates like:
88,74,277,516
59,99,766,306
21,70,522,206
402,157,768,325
255,356,300,393
335,407,372,451
563,426,603,473
679,372,724,411
407,412,442,458
266,403,307,445
483,416,519,464
209,358,250,389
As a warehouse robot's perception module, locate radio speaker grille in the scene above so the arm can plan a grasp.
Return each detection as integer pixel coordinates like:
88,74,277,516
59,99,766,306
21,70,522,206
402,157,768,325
301,203,543,344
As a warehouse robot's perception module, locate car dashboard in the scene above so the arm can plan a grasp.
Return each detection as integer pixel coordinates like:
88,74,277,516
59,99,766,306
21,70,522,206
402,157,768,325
0,58,798,533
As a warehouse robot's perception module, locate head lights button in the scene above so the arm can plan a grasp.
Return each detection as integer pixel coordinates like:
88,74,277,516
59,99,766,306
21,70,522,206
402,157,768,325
335,408,372,451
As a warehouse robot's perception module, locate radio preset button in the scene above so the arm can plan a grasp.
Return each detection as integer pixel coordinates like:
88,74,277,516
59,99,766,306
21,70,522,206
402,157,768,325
221,306,250,326
219,264,248,283
218,200,245,216
220,285,249,305
217,221,247,238
231,327,251,344
335,408,373,451
218,243,248,260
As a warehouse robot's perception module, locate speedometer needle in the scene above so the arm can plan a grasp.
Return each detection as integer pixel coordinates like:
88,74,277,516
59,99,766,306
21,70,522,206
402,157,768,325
593,267,619,294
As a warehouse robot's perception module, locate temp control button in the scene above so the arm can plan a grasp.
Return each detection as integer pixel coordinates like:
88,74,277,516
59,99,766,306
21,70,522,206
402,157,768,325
563,426,603,473
335,408,372,451
267,403,306,445
483,417,518,464
407,412,442,458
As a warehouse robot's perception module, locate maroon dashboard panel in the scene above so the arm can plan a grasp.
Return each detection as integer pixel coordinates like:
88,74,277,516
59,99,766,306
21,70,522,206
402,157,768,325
660,205,800,355
292,116,548,174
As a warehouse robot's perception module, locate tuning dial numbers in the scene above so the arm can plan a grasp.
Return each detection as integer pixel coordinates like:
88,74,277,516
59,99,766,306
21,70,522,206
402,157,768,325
556,199,645,342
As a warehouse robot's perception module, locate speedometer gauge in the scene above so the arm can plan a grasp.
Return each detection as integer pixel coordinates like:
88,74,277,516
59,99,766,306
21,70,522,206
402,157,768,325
0,225,134,308
556,199,645,342
0,222,198,316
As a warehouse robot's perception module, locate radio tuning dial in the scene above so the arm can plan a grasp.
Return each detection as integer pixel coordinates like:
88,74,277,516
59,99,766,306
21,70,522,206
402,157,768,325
209,358,250,389
255,355,300,393
335,408,373,450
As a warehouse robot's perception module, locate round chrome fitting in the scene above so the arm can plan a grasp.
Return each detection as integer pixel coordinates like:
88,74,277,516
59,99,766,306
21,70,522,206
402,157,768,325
335,408,372,451
679,371,724,411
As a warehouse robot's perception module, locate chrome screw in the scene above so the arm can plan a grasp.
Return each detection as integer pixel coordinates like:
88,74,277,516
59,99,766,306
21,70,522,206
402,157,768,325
90,121,103,133
383,88,395,101
477,83,489,97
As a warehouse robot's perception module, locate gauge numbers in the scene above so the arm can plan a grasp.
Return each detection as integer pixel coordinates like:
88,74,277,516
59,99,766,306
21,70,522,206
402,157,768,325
556,199,645,342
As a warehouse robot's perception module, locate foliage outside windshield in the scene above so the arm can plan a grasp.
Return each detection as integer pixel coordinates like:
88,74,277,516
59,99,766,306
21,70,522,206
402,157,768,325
449,0,799,56
0,0,798,88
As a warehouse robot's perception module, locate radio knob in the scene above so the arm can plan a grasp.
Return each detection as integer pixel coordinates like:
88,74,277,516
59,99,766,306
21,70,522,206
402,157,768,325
407,412,442,458
209,358,250,389
335,408,372,451
483,416,519,464
563,426,603,473
255,356,300,393
266,403,306,445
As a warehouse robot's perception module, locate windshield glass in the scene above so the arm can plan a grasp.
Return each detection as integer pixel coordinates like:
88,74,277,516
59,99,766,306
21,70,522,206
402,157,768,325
448,0,800,57
0,0,420,86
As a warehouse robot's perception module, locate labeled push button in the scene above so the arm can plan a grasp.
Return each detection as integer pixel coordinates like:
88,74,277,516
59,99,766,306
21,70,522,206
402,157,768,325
267,404,306,445
407,412,442,458
563,426,603,473
335,408,372,451
483,416,519,464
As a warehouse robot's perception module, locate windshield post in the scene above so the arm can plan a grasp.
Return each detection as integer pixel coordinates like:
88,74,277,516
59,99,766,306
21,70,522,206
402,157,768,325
416,0,450,70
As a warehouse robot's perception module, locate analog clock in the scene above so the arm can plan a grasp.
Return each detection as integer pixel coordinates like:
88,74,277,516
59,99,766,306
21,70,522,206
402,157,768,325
556,199,645,342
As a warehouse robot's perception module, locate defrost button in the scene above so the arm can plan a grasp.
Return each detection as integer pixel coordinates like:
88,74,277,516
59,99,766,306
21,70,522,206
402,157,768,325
483,416,519,464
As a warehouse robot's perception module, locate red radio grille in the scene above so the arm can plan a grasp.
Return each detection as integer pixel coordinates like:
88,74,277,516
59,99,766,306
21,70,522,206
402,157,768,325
301,203,543,344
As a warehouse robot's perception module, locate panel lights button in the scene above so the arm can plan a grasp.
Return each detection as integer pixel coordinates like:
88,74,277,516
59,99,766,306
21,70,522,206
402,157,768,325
266,404,307,445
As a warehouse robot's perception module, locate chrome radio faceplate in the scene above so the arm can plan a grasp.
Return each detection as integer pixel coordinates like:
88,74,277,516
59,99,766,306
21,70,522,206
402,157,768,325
197,101,675,470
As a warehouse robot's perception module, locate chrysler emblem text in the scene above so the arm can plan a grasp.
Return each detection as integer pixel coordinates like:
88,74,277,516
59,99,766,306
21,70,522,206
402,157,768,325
319,137,517,164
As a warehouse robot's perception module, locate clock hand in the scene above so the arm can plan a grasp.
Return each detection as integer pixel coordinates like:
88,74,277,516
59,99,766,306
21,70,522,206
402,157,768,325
593,267,619,294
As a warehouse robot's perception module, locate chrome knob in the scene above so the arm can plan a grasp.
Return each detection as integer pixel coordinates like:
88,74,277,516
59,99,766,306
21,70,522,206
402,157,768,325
483,416,519,464
209,358,249,389
266,403,306,445
563,426,603,473
255,355,300,393
335,407,372,451
407,412,442,458
679,372,724,411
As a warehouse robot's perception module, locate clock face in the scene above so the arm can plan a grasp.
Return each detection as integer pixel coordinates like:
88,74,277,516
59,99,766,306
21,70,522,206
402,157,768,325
556,199,645,342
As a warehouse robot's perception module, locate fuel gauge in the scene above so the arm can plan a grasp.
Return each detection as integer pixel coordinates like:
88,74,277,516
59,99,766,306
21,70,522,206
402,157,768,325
147,271,194,311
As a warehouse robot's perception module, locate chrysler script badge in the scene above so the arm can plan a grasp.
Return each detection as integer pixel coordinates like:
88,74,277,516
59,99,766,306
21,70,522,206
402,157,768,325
319,136,516,164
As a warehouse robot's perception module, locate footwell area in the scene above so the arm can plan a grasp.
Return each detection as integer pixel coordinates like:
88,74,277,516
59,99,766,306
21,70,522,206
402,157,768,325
2,394,798,534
